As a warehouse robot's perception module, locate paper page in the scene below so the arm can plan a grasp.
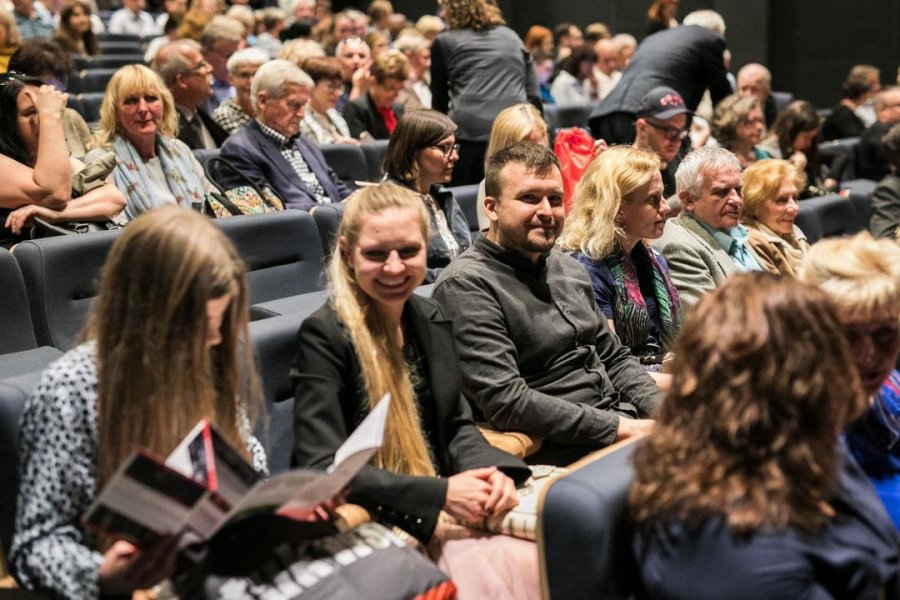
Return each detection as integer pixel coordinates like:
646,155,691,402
166,419,210,480
330,393,390,470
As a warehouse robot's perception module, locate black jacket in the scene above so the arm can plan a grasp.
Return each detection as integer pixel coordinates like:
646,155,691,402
342,93,405,140
290,295,529,543
177,105,230,149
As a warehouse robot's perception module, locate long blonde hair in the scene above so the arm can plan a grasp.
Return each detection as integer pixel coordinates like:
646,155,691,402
87,206,260,488
329,183,435,476
484,103,548,171
96,65,179,147
560,145,660,259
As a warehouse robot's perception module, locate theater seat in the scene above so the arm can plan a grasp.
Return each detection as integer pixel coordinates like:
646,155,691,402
14,230,121,350
795,193,861,244
250,285,432,320
538,438,640,600
360,140,390,181
69,68,118,94
319,144,369,190
312,202,345,258
76,92,106,123
447,184,482,234
0,371,44,559
544,104,592,131
215,211,326,308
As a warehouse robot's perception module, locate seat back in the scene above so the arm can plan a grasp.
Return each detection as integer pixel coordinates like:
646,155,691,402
312,202,345,258
546,104,592,130
448,184,482,233
795,193,861,244
249,308,319,474
0,371,44,559
0,248,39,354
770,90,794,115
538,439,639,600
319,144,369,190
360,140,390,181
77,92,106,123
14,230,121,350
98,41,143,54
215,211,326,306
82,54,146,69
70,68,118,94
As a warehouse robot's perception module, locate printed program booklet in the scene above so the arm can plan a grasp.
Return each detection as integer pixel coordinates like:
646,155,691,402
83,394,392,545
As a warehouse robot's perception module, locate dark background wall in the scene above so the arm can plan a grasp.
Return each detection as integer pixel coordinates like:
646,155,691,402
342,0,899,109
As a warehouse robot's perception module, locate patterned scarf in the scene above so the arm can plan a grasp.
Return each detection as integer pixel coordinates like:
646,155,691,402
112,135,209,220
608,243,681,353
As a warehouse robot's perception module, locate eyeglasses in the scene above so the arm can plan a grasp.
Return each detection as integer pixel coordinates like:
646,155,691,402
184,60,212,75
431,142,460,158
645,120,688,142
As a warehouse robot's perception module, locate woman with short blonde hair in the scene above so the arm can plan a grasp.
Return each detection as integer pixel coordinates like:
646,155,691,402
741,159,809,277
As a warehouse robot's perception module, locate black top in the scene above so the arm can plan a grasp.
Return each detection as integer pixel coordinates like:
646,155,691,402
822,103,865,141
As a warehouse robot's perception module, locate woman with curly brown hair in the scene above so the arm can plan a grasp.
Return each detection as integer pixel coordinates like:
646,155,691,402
630,273,900,599
430,0,541,185
711,93,771,168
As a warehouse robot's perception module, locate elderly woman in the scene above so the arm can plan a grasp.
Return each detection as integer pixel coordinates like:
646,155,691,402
211,47,268,134
342,49,409,140
741,159,809,277
560,146,680,374
90,64,216,220
631,273,900,599
431,0,540,185
800,232,900,529
0,74,124,247
383,109,470,283
711,94,771,168
475,103,550,229
299,56,356,146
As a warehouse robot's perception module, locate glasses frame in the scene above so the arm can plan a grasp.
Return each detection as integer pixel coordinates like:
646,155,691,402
430,142,460,158
644,119,688,142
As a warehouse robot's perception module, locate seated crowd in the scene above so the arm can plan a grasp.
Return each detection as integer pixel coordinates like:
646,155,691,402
2,0,900,598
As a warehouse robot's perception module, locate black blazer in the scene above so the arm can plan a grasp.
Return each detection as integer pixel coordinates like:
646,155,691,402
342,93,405,140
290,295,530,543
177,105,230,149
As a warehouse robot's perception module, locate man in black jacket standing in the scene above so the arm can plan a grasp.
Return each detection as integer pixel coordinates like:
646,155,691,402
589,10,732,145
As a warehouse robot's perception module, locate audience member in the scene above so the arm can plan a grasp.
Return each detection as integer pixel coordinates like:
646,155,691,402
631,86,690,197
433,142,661,466
10,206,267,598
431,0,541,186
334,36,370,113
870,123,900,238
343,49,408,140
199,16,245,109
801,232,900,529
54,0,99,58
741,159,808,277
364,30,389,59
476,102,550,229
611,32,636,70
12,0,55,40
589,10,731,145
532,48,555,105
278,37,324,65
759,100,832,194
299,56,356,145
291,183,537,597
583,21,610,43
154,39,230,150
523,24,553,55
0,8,22,73
211,47,267,134
219,60,350,211
630,272,900,600
560,146,680,376
857,86,900,181
328,9,359,51
107,0,160,37
549,44,597,106
91,65,216,219
736,63,778,128
822,64,881,140
366,0,393,37
393,32,431,111
656,147,762,308
143,10,180,63
0,74,123,247
155,0,186,31
645,0,678,36
287,0,315,24
9,38,96,158
415,14,444,41
711,94,770,168
383,110,470,282
592,37,621,101
255,7,285,58
175,0,216,43
552,22,582,62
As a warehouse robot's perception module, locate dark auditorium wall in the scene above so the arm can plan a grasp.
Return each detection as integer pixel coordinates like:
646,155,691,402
376,0,898,109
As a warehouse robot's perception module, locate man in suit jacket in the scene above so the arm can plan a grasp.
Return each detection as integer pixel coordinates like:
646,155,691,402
342,50,408,140
219,60,351,212
154,40,230,150
588,10,732,145
856,87,900,181
657,147,763,310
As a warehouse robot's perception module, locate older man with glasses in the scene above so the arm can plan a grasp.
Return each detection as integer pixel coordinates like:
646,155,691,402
632,86,690,197
154,39,230,150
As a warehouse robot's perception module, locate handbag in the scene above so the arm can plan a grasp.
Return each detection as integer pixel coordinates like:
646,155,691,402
201,156,284,218
553,127,596,214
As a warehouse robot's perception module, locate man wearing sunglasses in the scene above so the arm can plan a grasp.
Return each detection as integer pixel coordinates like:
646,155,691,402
633,86,690,198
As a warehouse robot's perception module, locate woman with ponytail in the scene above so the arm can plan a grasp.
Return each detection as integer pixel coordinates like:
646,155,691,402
291,182,537,597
